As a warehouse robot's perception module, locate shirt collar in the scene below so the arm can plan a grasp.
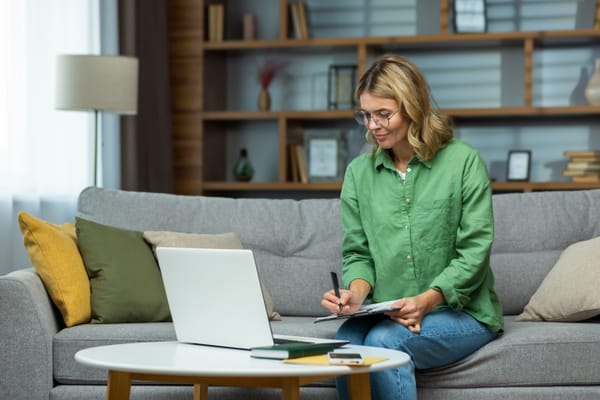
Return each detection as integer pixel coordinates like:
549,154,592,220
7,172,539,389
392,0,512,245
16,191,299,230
374,149,433,171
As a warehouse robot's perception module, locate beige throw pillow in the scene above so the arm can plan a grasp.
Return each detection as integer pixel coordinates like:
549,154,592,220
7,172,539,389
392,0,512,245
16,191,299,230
517,236,600,322
144,231,280,320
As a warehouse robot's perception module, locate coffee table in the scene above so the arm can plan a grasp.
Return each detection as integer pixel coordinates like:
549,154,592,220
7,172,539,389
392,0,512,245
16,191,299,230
75,341,410,400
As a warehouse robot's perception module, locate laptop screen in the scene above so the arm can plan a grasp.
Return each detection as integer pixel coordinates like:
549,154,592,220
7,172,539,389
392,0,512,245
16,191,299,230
156,247,276,349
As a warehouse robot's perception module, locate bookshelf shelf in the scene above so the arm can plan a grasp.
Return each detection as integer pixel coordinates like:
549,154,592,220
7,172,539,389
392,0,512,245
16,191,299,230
201,181,600,194
202,181,342,191
491,181,600,193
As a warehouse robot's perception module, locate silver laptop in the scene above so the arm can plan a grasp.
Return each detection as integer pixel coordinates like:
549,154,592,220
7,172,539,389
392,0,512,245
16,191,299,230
156,247,348,350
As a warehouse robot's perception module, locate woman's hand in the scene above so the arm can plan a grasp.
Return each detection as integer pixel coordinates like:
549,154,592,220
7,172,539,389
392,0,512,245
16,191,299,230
321,289,362,314
386,289,444,334
321,278,371,315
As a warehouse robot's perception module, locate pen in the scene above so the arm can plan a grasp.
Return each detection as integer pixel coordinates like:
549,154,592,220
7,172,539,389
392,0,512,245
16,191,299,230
330,271,343,313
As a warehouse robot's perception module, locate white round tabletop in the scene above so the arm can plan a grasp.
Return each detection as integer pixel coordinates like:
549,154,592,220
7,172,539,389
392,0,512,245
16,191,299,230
75,341,410,378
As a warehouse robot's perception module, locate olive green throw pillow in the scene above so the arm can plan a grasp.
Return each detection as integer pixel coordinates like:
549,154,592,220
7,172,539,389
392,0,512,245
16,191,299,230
76,218,171,324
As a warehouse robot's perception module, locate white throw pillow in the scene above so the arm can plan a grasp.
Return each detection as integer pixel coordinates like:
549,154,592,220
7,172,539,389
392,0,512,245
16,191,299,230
517,236,600,322
143,230,281,321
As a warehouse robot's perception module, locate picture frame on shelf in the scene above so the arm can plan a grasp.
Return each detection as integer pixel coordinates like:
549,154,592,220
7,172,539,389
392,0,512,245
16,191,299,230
327,64,357,110
506,150,531,181
304,130,346,182
453,0,487,33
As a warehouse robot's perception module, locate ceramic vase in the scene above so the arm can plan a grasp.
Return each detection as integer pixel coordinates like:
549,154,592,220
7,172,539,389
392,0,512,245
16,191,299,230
258,89,271,111
233,148,255,182
585,58,600,105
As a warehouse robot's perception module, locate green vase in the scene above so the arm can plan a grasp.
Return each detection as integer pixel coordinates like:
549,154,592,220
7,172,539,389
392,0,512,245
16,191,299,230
233,148,255,182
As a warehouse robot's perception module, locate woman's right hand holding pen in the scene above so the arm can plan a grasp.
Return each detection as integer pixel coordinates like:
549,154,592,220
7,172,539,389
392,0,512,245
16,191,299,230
321,278,371,315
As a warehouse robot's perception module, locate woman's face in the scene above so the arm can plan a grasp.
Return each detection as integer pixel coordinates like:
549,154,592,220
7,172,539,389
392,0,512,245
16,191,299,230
359,92,410,152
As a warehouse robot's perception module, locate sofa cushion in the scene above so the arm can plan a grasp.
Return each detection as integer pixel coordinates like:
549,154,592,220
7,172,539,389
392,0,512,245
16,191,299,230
143,230,280,320
516,236,600,322
416,316,600,388
17,212,91,327
53,316,342,385
76,217,171,324
53,322,176,384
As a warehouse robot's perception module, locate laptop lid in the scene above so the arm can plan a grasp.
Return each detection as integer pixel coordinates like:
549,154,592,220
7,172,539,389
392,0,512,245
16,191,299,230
157,247,276,350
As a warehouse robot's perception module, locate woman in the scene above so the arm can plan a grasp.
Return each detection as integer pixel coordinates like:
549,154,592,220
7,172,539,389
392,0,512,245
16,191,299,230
321,55,503,400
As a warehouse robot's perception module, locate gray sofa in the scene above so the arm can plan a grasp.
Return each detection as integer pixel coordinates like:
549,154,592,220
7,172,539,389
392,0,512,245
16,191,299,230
2,186,600,400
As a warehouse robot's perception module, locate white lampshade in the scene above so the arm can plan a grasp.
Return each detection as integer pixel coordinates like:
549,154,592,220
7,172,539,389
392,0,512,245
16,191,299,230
55,54,138,114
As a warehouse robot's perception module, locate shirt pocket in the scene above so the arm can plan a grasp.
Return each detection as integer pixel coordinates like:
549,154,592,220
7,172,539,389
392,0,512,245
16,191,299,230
412,197,457,251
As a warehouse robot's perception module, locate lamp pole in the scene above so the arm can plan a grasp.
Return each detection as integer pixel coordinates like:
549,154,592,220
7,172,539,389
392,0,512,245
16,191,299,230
93,109,99,187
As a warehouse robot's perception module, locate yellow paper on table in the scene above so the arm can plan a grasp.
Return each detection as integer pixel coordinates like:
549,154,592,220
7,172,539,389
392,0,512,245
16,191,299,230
284,355,388,366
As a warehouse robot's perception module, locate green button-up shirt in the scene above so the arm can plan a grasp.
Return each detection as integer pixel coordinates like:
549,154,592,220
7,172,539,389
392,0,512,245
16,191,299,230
340,139,503,332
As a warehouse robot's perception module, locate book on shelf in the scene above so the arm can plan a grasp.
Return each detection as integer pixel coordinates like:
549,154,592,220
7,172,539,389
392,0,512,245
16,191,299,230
288,144,299,182
297,1,309,39
250,342,335,360
289,2,309,39
563,150,600,160
572,174,600,183
563,169,600,176
289,3,302,39
566,161,600,171
208,4,224,42
295,144,309,183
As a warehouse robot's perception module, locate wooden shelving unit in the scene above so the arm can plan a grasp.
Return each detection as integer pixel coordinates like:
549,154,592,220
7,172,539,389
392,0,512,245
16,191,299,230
166,0,600,196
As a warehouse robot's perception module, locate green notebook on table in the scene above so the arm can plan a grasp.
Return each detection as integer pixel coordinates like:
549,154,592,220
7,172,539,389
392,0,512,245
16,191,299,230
250,342,335,360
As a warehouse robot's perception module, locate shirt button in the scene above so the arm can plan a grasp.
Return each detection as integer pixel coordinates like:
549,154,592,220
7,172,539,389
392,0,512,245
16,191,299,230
406,255,412,260
407,168,411,172
405,198,411,203
404,224,409,230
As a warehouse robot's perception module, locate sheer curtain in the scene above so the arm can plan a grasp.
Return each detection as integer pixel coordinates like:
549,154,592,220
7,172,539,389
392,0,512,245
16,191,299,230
0,1,99,274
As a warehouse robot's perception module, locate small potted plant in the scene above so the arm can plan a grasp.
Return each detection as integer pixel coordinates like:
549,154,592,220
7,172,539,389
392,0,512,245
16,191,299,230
257,59,287,111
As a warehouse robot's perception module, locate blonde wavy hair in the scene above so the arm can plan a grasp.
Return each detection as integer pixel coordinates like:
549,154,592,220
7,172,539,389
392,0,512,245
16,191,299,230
355,54,453,161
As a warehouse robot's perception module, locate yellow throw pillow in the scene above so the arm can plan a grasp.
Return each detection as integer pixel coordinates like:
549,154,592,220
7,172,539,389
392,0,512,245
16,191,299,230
18,212,91,327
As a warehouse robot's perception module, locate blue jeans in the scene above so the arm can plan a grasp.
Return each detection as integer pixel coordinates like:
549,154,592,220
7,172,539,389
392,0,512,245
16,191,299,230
335,309,498,400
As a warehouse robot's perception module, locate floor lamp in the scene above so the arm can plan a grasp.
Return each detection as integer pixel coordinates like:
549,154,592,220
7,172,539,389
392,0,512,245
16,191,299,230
55,55,138,187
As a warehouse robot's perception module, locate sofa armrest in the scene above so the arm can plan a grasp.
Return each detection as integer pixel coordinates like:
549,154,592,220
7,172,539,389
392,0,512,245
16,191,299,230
0,269,62,400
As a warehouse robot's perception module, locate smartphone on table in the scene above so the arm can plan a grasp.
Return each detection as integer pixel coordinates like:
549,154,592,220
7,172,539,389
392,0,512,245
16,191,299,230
327,352,364,365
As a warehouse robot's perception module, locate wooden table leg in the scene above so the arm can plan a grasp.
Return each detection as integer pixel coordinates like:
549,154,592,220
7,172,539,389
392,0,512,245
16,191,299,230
347,373,371,400
281,378,301,400
106,370,132,400
193,384,209,400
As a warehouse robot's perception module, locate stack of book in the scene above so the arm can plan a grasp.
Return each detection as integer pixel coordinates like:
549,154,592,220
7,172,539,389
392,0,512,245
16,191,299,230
563,150,600,182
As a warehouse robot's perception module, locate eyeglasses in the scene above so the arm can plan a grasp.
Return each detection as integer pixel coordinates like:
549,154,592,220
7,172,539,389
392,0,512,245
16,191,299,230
353,110,399,128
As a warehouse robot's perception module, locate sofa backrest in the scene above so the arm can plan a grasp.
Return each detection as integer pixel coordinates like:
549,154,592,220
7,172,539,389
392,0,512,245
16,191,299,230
78,187,600,317
490,189,600,314
77,187,342,316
